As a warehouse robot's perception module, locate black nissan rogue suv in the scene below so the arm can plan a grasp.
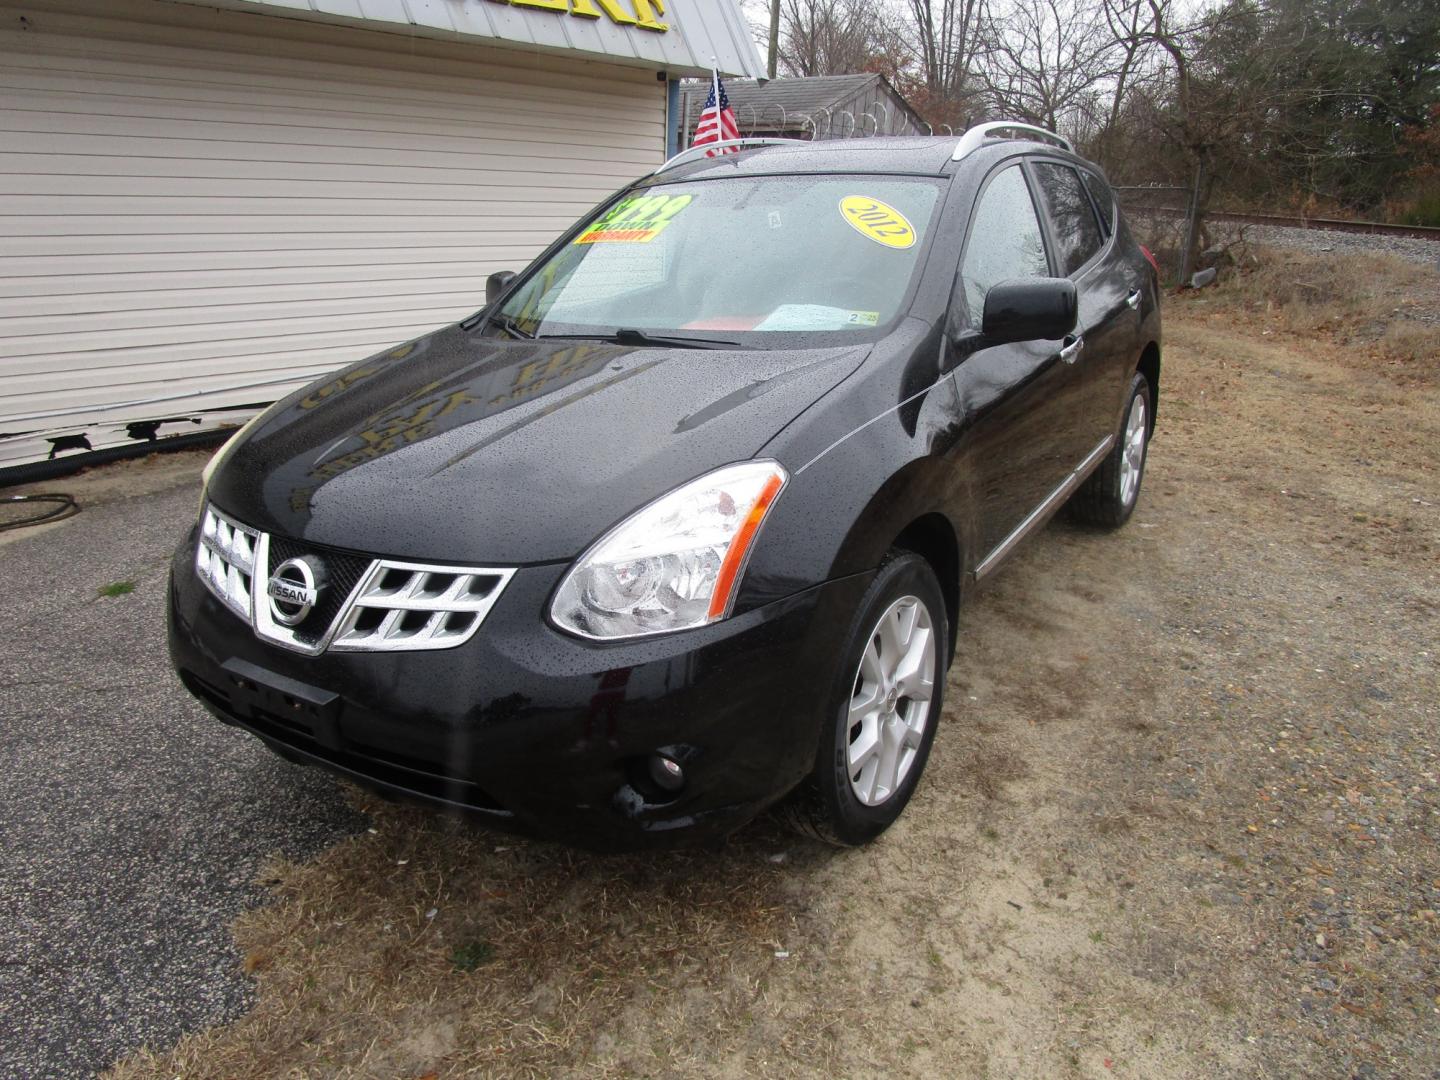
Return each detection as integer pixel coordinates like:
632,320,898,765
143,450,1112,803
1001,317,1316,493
169,124,1162,852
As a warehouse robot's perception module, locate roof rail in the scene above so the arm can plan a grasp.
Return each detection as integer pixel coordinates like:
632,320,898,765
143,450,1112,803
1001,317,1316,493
952,121,1073,161
654,138,801,174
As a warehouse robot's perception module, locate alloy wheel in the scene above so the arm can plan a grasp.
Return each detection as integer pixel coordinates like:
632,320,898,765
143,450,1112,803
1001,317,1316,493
1119,394,1147,507
846,595,937,806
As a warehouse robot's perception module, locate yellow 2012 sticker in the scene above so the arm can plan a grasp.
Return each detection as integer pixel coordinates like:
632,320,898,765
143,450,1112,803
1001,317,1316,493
839,196,916,249
575,193,693,244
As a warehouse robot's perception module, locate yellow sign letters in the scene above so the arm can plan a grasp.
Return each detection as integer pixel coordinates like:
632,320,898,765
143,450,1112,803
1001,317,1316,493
487,0,668,33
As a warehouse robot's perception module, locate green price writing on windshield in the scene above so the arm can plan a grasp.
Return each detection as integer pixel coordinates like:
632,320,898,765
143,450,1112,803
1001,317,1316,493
575,193,694,244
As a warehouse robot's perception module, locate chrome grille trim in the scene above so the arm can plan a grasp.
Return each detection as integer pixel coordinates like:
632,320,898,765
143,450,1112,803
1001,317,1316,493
196,506,258,622
330,560,516,652
194,504,513,654
251,532,375,657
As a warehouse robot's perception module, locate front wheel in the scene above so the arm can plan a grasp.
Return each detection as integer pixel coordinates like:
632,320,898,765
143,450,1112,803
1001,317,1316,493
784,551,947,846
1068,372,1152,528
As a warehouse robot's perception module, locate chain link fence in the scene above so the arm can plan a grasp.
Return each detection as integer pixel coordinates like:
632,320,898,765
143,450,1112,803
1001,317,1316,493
1117,183,1254,288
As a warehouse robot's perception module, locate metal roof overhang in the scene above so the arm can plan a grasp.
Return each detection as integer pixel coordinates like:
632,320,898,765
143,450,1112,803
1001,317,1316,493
162,0,765,79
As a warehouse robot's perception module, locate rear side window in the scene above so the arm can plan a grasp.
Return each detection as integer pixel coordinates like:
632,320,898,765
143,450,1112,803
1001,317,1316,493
959,166,1050,329
1080,170,1116,235
1033,163,1105,276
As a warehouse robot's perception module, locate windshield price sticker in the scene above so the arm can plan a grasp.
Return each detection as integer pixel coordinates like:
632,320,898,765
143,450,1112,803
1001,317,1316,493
576,193,693,244
839,196,917,249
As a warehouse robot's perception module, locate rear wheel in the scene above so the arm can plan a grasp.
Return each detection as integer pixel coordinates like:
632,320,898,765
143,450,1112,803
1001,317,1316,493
784,552,947,846
1068,372,1152,528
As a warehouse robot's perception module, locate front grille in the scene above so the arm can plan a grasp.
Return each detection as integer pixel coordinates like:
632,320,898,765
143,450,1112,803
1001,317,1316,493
266,536,373,648
196,507,258,621
330,561,512,652
195,503,514,655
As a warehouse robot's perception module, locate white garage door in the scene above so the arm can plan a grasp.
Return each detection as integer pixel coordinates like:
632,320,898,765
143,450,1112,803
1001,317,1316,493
0,0,666,469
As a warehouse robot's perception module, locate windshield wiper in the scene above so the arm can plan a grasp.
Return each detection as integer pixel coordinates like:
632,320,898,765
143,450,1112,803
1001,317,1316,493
537,327,740,349
488,313,536,339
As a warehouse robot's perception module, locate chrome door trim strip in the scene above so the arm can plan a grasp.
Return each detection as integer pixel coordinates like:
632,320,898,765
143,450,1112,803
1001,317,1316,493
973,434,1114,582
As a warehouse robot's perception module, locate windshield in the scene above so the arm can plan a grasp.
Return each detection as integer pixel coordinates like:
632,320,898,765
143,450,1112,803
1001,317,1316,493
494,176,943,342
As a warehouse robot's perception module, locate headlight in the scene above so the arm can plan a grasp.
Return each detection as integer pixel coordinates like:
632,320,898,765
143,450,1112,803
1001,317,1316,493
550,460,788,640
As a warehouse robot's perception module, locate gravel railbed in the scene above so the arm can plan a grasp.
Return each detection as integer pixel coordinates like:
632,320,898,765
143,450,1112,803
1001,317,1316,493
1236,223,1440,267
1123,207,1440,268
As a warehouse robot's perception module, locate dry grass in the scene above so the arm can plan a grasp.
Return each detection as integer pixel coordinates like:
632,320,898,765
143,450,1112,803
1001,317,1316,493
1378,319,1440,366
108,795,802,1079
957,745,1032,800
1191,247,1440,382
1207,248,1425,327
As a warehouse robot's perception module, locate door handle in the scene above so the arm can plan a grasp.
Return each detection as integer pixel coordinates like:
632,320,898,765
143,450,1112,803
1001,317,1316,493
1059,336,1084,364
1126,289,1142,310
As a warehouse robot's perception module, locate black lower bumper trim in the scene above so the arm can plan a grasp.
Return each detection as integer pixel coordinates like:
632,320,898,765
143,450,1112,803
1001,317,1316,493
180,669,510,815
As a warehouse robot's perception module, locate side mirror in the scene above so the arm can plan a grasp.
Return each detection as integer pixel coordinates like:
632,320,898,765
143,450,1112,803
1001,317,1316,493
486,270,517,305
980,277,1077,344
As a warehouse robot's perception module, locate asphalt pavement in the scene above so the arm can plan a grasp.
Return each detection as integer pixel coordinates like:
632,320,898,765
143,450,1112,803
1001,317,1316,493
0,462,366,1078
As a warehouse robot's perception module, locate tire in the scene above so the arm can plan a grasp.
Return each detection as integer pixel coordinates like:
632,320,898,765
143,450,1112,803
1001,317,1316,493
1068,371,1152,528
784,551,947,847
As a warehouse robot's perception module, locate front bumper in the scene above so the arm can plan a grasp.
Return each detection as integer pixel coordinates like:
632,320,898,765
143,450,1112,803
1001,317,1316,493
167,528,870,851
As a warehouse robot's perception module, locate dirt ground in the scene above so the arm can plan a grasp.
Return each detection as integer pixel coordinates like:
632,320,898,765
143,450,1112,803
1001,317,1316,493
0,450,214,547
106,274,1439,1079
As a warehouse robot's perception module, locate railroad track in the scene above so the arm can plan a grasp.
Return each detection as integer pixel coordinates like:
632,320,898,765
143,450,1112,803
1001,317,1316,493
1124,204,1440,242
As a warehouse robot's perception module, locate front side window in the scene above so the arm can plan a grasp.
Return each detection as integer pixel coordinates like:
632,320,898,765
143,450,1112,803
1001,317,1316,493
958,165,1050,329
495,176,943,341
1033,163,1105,276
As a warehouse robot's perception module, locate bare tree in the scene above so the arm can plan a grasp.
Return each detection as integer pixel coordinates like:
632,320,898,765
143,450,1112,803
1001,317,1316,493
905,0,989,109
1100,0,1161,130
973,0,1123,134
1119,0,1292,282
778,0,905,77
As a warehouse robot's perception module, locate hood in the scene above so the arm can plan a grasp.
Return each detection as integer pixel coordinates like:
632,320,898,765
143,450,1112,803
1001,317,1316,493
208,324,868,564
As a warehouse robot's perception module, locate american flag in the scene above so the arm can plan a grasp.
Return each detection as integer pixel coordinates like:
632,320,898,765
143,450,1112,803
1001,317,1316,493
691,71,740,156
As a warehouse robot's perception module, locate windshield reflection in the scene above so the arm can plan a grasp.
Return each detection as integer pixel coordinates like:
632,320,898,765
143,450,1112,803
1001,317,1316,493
497,176,943,339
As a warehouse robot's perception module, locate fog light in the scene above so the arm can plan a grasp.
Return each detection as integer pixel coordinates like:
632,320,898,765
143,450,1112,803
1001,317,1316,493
648,753,685,793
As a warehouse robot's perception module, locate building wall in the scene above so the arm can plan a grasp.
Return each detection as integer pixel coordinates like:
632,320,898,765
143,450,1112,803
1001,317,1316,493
834,83,926,138
0,0,666,468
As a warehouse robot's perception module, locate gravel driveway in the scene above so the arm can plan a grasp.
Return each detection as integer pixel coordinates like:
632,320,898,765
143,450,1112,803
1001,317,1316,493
0,460,365,1079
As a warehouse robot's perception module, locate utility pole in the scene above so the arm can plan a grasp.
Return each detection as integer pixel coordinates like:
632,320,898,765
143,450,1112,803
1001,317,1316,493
767,0,779,79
